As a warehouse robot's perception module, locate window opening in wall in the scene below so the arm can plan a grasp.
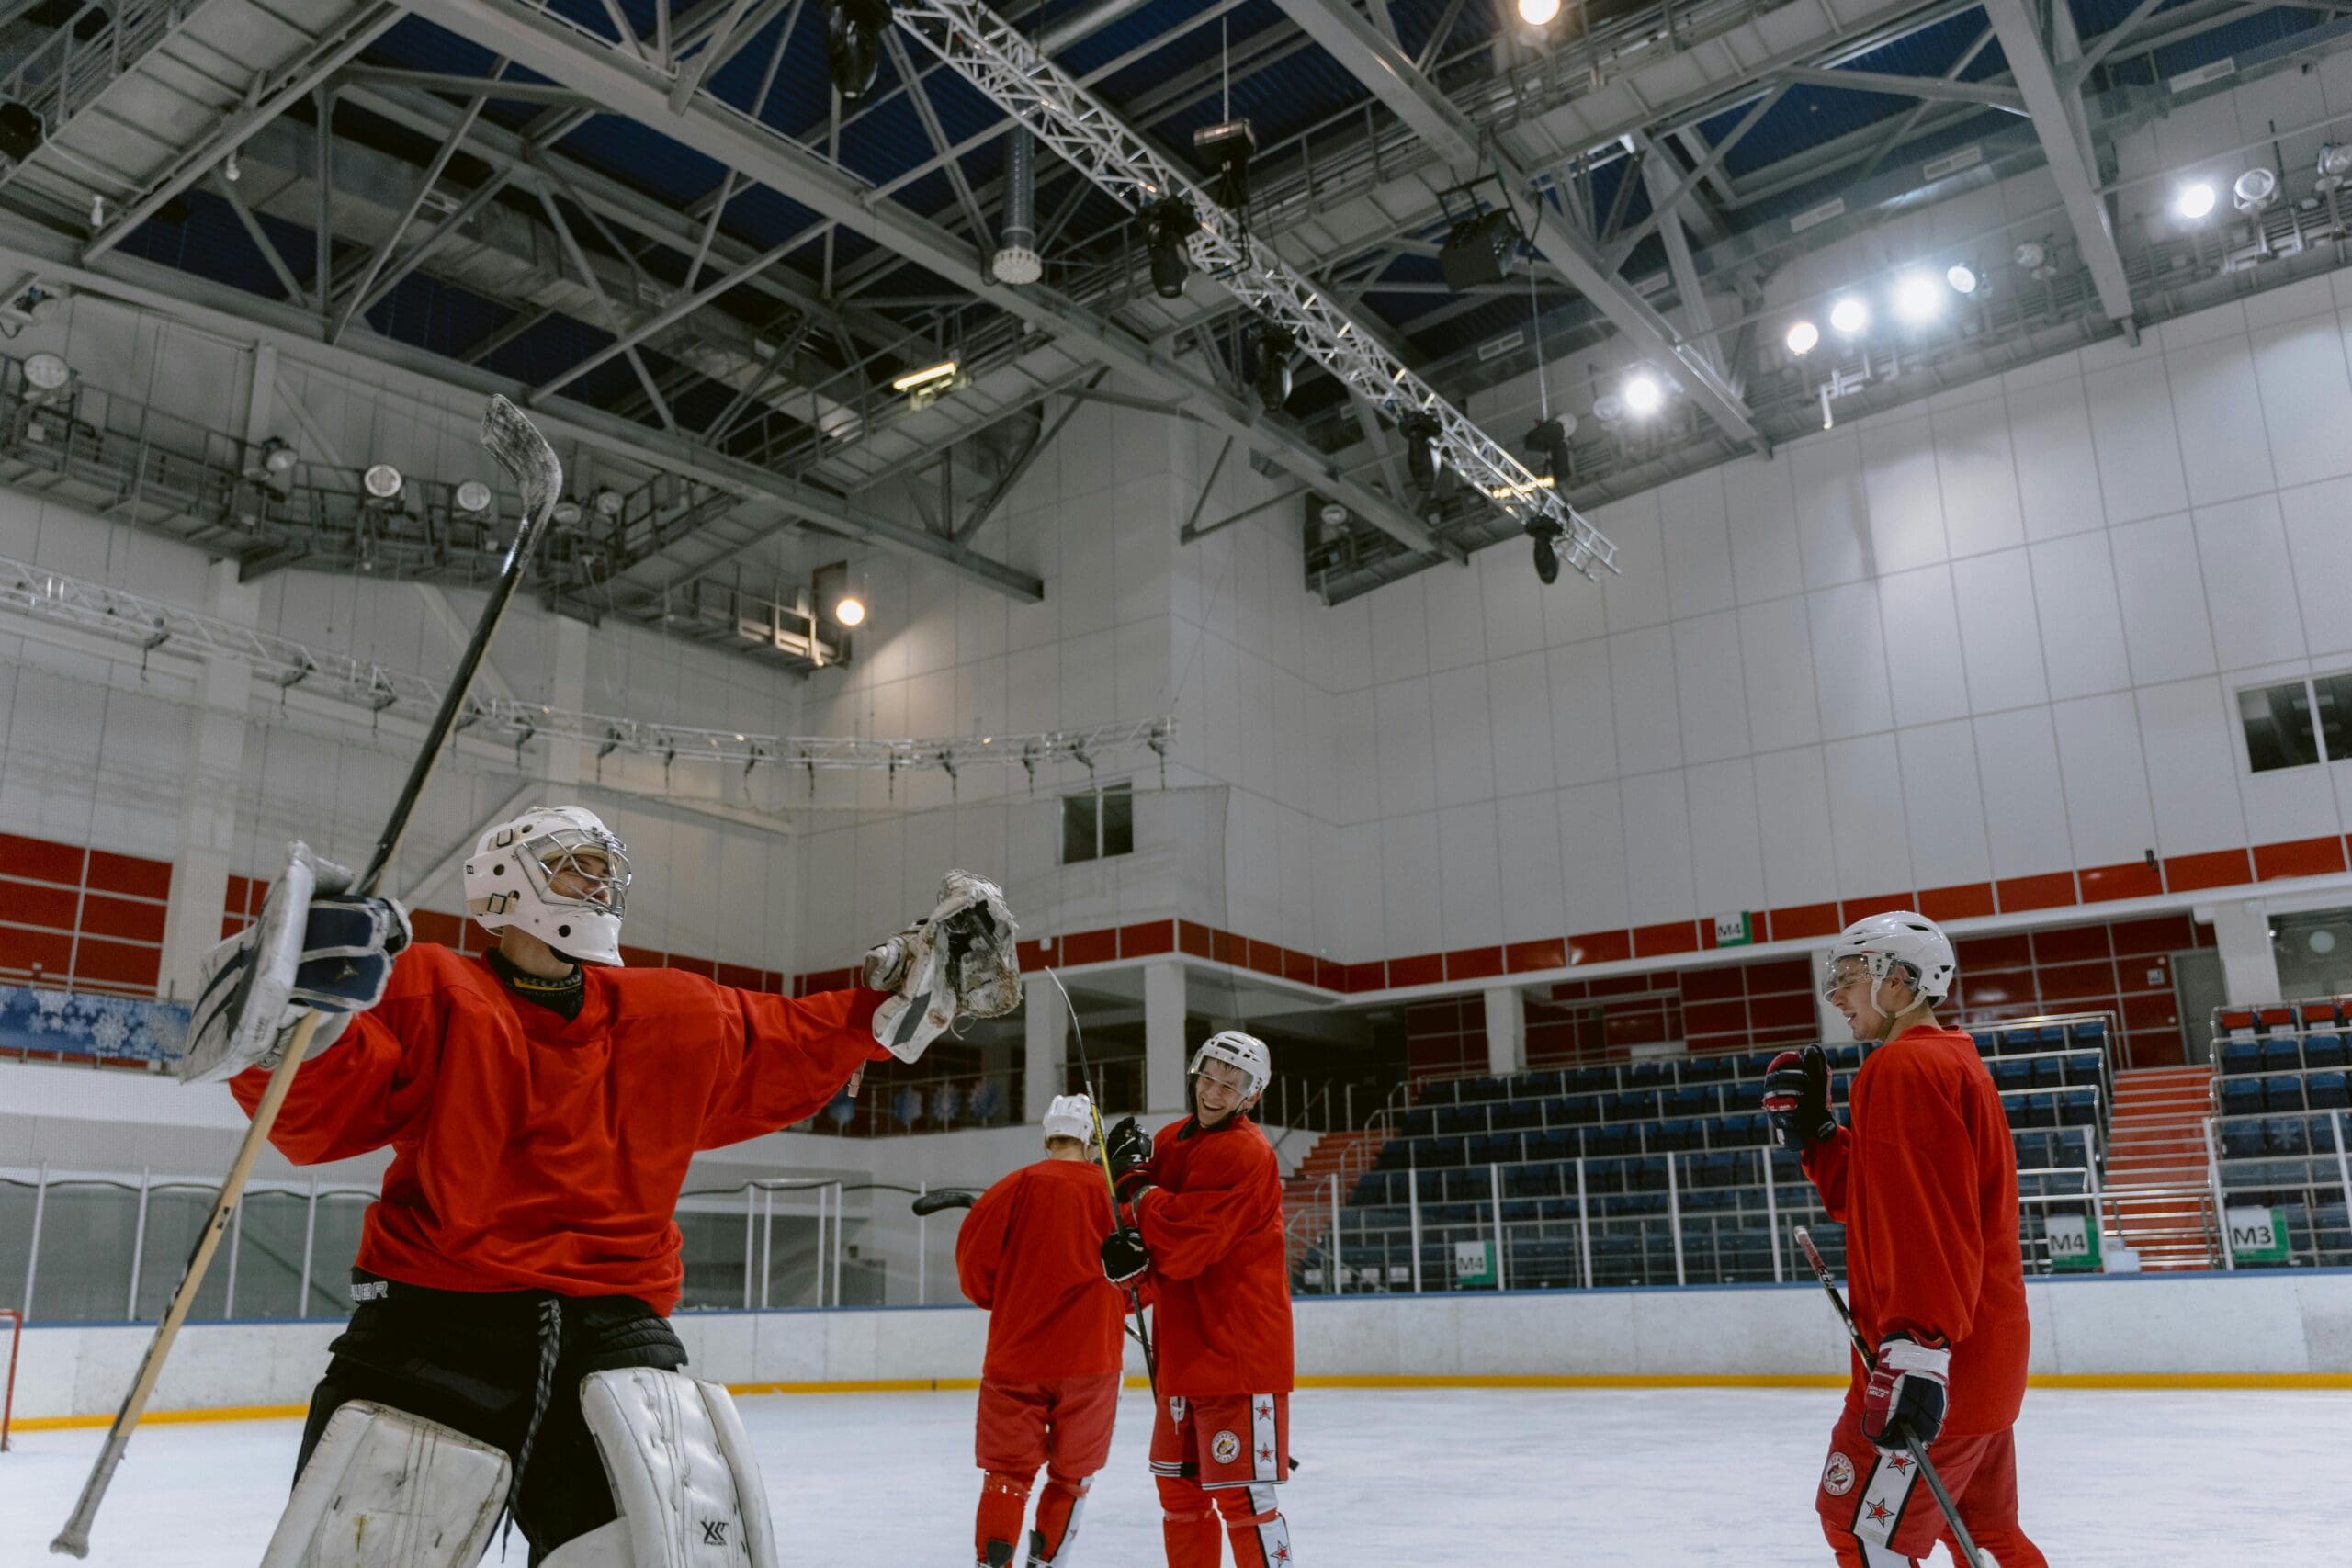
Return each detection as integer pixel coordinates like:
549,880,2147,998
2236,675,2352,773
1059,781,1134,865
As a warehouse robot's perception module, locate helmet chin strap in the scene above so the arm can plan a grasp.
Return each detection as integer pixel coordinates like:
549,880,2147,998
1868,964,1934,1041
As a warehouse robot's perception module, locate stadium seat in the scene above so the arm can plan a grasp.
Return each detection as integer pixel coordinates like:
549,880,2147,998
2261,1038,2305,1074
2265,1117,2310,1156
1992,1059,2030,1091
2219,1038,2262,1076
2221,1121,2265,1159
2030,1055,2064,1089
2222,1080,2264,1118
2306,1032,2347,1070
2059,1090,2098,1128
2264,1074,2307,1112
2308,1072,2349,1112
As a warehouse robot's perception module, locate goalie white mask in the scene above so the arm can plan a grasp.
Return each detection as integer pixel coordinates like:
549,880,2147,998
462,805,630,966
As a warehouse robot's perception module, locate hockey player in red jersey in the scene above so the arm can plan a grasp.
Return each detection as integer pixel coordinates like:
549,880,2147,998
1098,1030,1295,1568
956,1092,1134,1568
1765,911,2046,1568
185,805,1022,1564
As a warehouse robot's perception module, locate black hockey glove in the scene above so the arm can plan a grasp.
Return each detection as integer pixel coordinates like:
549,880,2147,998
1862,1333,1950,1450
1762,1044,1835,1152
1101,1226,1150,1286
1103,1115,1154,1201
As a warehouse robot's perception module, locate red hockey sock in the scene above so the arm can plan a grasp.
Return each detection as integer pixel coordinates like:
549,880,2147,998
1155,1474,1223,1568
976,1471,1032,1565
1029,1473,1090,1563
1214,1483,1294,1566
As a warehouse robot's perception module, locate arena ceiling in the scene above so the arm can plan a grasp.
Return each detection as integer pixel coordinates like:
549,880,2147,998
0,0,2345,661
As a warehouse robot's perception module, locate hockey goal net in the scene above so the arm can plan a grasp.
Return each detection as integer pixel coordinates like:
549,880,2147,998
0,1307,17,1450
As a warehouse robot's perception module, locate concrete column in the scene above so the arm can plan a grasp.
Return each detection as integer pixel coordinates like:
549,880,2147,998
156,562,259,999
1483,986,1527,1076
1023,977,1067,1124
2207,898,2284,1007
1145,959,1189,1114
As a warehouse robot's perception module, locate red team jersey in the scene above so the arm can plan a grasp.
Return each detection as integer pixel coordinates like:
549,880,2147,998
1801,1021,2031,1436
230,943,888,1316
956,1157,1131,1380
1132,1114,1293,1396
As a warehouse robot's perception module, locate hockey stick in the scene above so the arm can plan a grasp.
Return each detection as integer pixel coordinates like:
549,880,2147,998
910,1187,978,1216
51,398,562,1559
1042,967,1158,1394
1792,1226,1987,1568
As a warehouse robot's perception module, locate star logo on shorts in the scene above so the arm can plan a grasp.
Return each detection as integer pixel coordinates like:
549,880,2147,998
1888,1454,1912,1475
1866,1500,1893,1524
1272,1547,1290,1563
1258,1444,1273,1463
1255,1400,1272,1420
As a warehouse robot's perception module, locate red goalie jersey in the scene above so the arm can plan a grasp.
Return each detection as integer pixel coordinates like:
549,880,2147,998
1131,1113,1293,1396
1801,1021,2031,1436
231,942,888,1316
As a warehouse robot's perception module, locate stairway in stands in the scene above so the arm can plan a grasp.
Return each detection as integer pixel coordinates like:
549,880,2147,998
1281,1126,1394,1258
2102,1066,2221,1269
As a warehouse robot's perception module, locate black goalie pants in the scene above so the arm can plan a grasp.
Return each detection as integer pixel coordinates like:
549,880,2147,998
292,1270,688,1565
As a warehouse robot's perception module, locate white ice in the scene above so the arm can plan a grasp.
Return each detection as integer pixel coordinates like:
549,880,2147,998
3,1386,2345,1565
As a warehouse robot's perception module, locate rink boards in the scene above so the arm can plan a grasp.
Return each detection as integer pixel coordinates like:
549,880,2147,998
12,1268,2351,1430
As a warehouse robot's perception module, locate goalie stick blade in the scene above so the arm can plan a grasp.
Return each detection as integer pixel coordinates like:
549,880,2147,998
911,1189,978,1216
481,395,562,550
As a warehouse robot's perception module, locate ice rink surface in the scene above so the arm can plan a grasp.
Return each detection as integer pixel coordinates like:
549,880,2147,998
3,1384,2345,1565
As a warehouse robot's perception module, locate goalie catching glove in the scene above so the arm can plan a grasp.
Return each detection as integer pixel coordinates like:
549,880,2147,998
180,842,410,1085
864,870,1022,1062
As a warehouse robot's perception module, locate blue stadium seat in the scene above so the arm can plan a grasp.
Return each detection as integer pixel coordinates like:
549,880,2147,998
2030,1055,2064,1089
2222,1080,2264,1118
2220,1039,2262,1076
2221,1121,2265,1159
1430,1135,1467,1168
2261,1038,2305,1074
2070,1020,2109,1049
2264,1074,2307,1112
1992,1059,2030,1091
1567,1066,1611,1095
2266,1117,2310,1156
1725,1081,1764,1111
1971,1032,1999,1055
1626,1062,1668,1089
1628,1156,1669,1192
1654,1119,1702,1153
1404,1108,1438,1138
2308,1072,2349,1112
1825,1043,1861,1070
1419,1080,1458,1106
1508,1163,1557,1199
2059,1089,2098,1128
1683,1055,1735,1084
1444,1168,1491,1202
1585,1158,1625,1194
1666,1087,1713,1118
2306,1032,2347,1070
1438,1105,1483,1136
1607,1090,1656,1122
1589,1125,1635,1159
2062,1051,2100,1087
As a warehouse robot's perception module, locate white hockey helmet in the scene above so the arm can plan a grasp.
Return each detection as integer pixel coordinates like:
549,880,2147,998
1823,909,1955,1006
1188,1029,1270,1101
462,804,631,965
1043,1092,1096,1145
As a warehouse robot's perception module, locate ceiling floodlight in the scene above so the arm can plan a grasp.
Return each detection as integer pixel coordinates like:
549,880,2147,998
552,500,582,526
891,359,958,394
2318,144,2352,193
23,351,71,392
1623,373,1664,416
1828,296,1869,335
591,487,624,519
455,479,492,513
1946,263,1979,295
1785,320,1820,356
2175,181,2217,220
363,463,402,500
1519,0,1562,23
2233,166,2278,216
1893,271,1945,324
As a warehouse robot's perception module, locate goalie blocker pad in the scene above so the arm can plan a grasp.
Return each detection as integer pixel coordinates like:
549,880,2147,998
260,1400,512,1567
539,1369,781,1568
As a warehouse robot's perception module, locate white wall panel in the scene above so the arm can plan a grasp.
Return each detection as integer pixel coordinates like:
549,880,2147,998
1436,802,1504,950
1723,452,1804,604
2108,513,2219,685
1477,542,1548,662
1379,811,1443,954
1607,626,1682,775
2084,361,2190,525
1860,417,1951,574
2278,475,2352,658
1752,745,1839,908
1657,468,1736,620
1821,735,1914,895
1423,556,1491,673
1619,772,1697,926
2135,679,2250,854
1495,790,1568,942
1790,434,1871,589
2028,532,2133,699
2007,378,2106,541
1948,548,2050,713
1973,707,2075,876
1368,575,1431,686
1805,582,1895,740
1685,758,1766,919
2165,338,2277,507
2190,494,2307,671
1557,780,1630,933
1875,566,1970,727
1930,394,2026,558
1374,678,1438,819
1430,663,1498,809
1598,491,1669,632
1487,650,1556,799
1547,644,1619,787
2249,313,2352,492
1672,610,1751,764
1737,597,1821,751
1894,721,1994,890
2050,693,2160,866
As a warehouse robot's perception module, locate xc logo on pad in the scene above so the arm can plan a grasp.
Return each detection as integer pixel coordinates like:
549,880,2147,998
700,1519,729,1545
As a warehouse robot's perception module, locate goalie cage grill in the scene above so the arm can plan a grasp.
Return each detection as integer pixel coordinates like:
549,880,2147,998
1,1306,17,1450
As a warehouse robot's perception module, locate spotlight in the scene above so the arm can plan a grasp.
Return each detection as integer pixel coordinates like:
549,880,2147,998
1784,319,1820,357
2319,143,2352,194
891,359,958,394
1828,296,1869,335
826,0,890,100
1524,415,1575,482
1519,0,1563,21
1399,412,1443,492
2233,166,2278,217
1193,118,1257,211
551,500,583,526
363,462,403,500
1622,372,1663,416
2175,180,2216,220
244,435,299,480
1946,263,1978,295
223,150,241,184
455,479,492,514
2012,241,2045,270
0,100,40,164
21,350,71,400
1147,197,1197,300
1526,518,1564,585
1893,271,1945,324
1252,324,1296,411
833,591,866,627
1593,393,1628,424
1439,207,1521,293
813,560,865,631
591,487,624,519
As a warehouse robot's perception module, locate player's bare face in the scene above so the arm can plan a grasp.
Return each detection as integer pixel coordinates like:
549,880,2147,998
1826,957,1886,1041
1193,1060,1258,1127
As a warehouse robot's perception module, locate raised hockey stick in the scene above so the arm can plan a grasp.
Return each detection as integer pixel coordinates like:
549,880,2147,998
51,398,562,1559
1042,967,1158,1394
1792,1226,1987,1568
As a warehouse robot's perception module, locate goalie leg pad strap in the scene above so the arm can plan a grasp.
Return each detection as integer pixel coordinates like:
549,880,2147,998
539,1368,780,1568
261,1400,512,1568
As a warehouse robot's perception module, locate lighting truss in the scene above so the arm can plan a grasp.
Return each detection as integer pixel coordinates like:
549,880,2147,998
0,556,1174,780
889,0,1617,581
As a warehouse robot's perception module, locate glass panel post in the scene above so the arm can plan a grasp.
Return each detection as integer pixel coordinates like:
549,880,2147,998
1666,1154,1685,1288
21,1162,45,1321
126,1167,151,1321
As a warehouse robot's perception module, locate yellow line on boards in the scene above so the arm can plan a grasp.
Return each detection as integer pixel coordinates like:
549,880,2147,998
15,1371,2348,1431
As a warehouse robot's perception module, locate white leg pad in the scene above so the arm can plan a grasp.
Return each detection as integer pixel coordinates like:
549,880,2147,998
539,1368,781,1568
260,1401,512,1568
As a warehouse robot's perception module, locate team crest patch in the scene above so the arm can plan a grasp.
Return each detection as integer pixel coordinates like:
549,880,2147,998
1210,1429,1242,1464
1822,1451,1856,1496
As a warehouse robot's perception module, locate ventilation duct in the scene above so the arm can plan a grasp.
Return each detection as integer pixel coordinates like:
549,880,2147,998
993,130,1041,285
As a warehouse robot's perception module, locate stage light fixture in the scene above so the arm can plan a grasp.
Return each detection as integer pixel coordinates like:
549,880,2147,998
2175,180,2216,220
1623,373,1663,416
2233,166,2278,217
23,352,71,393
552,500,583,526
456,479,492,514
1893,271,1945,324
1828,296,1868,335
0,100,40,164
1526,517,1565,585
2319,144,2352,193
1194,119,1257,211
834,591,866,627
1252,324,1296,411
1946,263,1978,295
591,487,624,520
1147,197,1198,299
1400,412,1443,492
1785,320,1820,356
827,0,891,100
891,360,959,394
252,436,298,477
1520,0,1563,22
1524,415,1576,482
1439,207,1521,292
363,463,403,501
